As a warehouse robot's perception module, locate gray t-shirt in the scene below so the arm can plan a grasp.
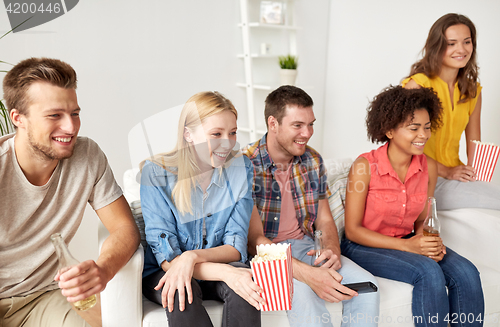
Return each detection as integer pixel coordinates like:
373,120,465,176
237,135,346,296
0,134,122,298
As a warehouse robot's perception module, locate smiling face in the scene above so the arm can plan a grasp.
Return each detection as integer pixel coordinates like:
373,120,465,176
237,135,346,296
17,82,81,161
387,108,431,157
269,104,315,163
185,110,237,170
441,24,473,72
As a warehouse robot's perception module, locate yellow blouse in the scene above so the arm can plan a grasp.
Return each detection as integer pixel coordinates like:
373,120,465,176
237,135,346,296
402,73,482,167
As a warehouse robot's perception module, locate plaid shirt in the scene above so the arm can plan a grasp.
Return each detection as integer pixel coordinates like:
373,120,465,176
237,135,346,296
243,134,331,240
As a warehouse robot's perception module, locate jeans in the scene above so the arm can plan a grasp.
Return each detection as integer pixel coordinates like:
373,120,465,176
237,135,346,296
341,238,484,327
142,262,261,327
285,237,379,327
434,177,500,211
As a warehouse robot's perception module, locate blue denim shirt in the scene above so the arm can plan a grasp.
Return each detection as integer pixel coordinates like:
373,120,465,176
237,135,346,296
140,155,254,278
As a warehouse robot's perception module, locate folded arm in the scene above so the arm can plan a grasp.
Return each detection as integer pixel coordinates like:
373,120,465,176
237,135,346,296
158,246,264,311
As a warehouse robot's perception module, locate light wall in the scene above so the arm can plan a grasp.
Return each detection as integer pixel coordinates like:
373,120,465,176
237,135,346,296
323,0,500,187
0,0,330,260
2,0,498,261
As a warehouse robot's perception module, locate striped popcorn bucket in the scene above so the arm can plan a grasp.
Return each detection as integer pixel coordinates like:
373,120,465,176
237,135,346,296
250,243,293,311
471,140,500,182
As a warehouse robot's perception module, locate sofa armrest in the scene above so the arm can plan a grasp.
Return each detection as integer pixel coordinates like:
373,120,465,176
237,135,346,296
99,234,144,327
439,208,500,273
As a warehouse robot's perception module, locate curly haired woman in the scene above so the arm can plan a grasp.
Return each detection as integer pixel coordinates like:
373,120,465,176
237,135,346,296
342,86,484,327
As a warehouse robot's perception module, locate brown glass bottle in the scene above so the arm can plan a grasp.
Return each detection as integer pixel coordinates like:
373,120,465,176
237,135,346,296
423,197,441,237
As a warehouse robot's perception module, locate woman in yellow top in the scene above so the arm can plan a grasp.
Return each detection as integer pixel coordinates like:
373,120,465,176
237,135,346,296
403,13,500,211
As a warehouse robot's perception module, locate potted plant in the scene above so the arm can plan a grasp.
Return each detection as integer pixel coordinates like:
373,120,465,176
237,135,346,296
278,55,298,86
0,98,14,136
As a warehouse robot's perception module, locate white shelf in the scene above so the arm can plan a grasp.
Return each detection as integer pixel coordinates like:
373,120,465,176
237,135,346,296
238,0,303,142
238,22,300,30
239,127,267,135
237,83,313,91
237,54,279,59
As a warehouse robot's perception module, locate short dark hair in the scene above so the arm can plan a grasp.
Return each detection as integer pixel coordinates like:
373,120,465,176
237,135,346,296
3,57,77,116
264,85,313,128
366,85,442,143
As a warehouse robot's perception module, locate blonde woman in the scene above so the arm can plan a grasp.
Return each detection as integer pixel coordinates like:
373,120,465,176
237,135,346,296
140,92,263,326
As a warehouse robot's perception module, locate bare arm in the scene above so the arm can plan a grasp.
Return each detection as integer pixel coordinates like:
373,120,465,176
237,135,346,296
345,158,408,250
435,92,481,181
404,79,421,89
96,196,141,280
420,157,445,262
160,245,241,274
406,78,479,181
57,196,140,302
247,205,355,303
157,245,264,312
414,157,438,234
310,198,341,268
247,206,273,257
465,93,482,166
344,158,442,256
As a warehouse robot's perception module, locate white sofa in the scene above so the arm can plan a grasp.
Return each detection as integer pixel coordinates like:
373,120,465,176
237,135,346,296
98,164,500,327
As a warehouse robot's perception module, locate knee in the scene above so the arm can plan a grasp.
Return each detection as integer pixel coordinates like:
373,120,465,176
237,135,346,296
353,271,379,289
339,256,379,288
447,260,482,290
291,280,325,309
415,260,446,288
457,259,481,279
222,283,261,317
223,282,251,307
173,279,203,307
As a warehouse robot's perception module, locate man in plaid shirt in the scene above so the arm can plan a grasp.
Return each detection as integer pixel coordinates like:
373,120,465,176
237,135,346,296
244,86,379,326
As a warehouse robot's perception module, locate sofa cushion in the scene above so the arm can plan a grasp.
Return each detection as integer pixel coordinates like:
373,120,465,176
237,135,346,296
130,200,147,250
325,159,352,240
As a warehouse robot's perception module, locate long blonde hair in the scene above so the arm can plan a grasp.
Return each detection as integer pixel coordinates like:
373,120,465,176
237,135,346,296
143,91,238,214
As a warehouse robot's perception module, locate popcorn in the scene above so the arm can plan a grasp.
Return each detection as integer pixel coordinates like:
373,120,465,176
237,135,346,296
250,243,293,311
252,243,289,262
471,140,500,182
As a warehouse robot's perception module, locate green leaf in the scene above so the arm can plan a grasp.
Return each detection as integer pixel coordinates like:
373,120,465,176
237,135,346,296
0,17,31,136
0,100,14,136
278,54,298,69
0,16,33,40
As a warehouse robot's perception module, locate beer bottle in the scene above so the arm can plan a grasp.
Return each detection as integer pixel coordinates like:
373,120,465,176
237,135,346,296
423,197,441,237
312,230,324,267
50,233,97,311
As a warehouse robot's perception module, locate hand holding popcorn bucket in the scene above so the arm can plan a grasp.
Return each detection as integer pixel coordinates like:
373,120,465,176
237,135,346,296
471,140,500,182
250,243,293,311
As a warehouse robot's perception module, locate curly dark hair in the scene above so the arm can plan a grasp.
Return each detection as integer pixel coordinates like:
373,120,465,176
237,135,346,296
366,85,443,143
